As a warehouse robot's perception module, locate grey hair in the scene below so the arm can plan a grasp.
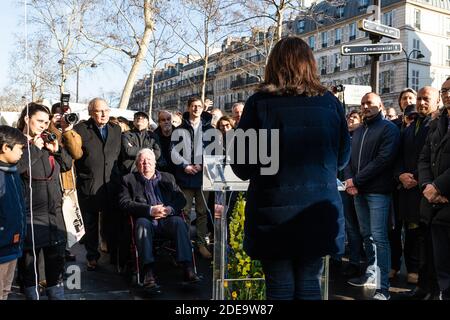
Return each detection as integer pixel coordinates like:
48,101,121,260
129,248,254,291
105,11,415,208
232,102,244,111
135,148,155,165
88,98,108,112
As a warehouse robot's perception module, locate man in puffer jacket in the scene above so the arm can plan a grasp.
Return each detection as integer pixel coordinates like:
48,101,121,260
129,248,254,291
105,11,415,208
0,125,27,300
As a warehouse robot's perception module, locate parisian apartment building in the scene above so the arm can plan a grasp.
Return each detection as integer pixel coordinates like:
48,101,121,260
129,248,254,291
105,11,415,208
128,0,450,118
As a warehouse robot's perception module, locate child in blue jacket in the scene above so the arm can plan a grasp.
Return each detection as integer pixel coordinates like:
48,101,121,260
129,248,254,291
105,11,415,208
0,125,27,300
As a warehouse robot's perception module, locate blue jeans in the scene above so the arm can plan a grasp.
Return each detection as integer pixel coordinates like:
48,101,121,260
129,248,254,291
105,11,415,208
354,193,391,291
261,257,324,300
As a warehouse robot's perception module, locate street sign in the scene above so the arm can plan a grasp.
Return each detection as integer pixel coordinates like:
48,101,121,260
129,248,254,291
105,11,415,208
358,19,400,39
341,43,402,56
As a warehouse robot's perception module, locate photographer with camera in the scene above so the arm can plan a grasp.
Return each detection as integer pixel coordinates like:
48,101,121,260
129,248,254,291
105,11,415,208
48,93,84,263
15,103,73,299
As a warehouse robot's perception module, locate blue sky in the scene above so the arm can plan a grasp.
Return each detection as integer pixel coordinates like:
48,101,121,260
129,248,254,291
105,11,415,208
0,0,129,104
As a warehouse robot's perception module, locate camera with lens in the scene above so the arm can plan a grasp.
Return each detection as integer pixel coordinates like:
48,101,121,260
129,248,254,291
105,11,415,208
41,131,57,143
64,112,79,124
60,92,79,124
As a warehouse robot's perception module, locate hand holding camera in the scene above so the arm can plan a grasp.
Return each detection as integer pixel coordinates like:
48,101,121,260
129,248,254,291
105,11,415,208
40,131,59,153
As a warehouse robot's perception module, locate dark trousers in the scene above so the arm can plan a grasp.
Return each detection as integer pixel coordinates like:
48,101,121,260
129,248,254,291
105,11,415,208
18,244,65,288
261,257,324,300
431,223,450,294
135,216,192,266
389,221,420,273
81,209,102,262
417,223,439,294
341,191,363,266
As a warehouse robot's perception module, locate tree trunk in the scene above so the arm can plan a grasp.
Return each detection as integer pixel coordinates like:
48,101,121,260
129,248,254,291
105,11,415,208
60,61,66,94
118,0,154,109
201,55,209,104
275,5,285,42
200,17,209,104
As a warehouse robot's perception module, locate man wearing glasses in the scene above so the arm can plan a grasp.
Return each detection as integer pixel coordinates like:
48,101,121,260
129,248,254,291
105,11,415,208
154,110,176,175
73,98,122,271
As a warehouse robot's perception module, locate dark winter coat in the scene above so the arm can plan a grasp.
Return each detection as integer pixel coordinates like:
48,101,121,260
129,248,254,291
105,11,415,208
0,161,26,263
395,115,433,223
231,91,351,260
154,126,176,175
17,144,72,249
120,129,163,174
418,109,450,226
74,119,122,212
170,112,214,189
344,112,400,194
118,171,186,220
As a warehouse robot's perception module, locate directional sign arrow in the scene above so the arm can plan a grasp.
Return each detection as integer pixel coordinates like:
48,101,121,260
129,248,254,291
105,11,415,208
341,43,402,56
358,19,401,39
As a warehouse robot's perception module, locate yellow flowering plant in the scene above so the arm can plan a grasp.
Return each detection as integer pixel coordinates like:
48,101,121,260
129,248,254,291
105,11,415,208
225,193,265,300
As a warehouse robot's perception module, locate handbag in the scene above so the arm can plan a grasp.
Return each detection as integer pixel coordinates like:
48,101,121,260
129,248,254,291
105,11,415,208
61,168,85,248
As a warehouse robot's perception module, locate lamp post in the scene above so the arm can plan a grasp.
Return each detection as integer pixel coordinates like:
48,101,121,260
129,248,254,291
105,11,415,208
58,58,98,102
402,48,425,88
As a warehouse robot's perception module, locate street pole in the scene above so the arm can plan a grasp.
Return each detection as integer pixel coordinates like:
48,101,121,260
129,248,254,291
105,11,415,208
406,55,409,88
76,66,80,103
369,0,381,94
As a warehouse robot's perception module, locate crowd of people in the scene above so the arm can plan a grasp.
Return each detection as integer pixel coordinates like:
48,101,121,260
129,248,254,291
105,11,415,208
0,91,244,299
1,36,450,301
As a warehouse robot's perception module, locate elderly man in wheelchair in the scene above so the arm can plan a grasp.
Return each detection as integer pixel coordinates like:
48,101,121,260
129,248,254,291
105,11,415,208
119,148,201,291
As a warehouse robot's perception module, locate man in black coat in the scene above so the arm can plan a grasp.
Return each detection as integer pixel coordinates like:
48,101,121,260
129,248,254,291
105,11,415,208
119,148,199,289
396,88,440,291
73,98,122,269
120,111,162,174
154,110,176,175
419,78,450,300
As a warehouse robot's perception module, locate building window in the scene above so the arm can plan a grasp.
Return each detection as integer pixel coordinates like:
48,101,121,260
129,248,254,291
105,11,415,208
308,35,315,50
319,56,328,74
382,53,392,62
349,56,355,69
335,28,342,45
412,70,420,91
349,23,356,41
447,18,450,35
380,70,393,94
413,39,420,58
414,9,421,30
383,11,394,27
334,53,341,72
321,31,328,48
447,46,450,66
296,20,305,33
358,0,369,11
336,6,345,19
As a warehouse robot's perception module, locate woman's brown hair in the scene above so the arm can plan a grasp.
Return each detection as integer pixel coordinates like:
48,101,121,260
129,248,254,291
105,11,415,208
258,36,327,97
17,102,51,132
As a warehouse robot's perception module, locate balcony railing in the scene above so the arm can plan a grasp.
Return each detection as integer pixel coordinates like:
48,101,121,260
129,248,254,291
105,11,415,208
230,76,260,89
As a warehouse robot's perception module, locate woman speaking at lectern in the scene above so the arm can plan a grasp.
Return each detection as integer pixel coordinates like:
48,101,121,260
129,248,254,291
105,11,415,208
231,36,351,300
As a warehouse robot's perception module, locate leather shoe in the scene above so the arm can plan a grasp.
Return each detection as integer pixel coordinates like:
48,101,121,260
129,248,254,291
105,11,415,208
143,269,160,290
198,245,212,259
183,266,201,283
403,287,428,300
